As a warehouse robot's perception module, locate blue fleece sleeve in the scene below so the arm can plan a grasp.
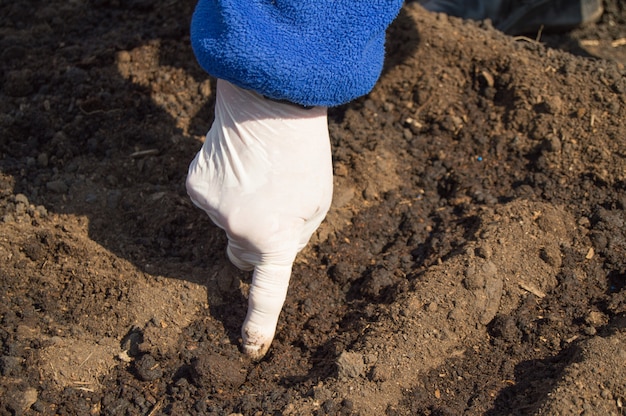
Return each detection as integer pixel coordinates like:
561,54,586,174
190,0,404,107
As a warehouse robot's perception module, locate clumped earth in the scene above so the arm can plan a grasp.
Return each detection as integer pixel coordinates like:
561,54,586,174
1,1,625,415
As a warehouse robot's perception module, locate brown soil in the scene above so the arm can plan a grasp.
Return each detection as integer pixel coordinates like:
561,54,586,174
1,1,625,415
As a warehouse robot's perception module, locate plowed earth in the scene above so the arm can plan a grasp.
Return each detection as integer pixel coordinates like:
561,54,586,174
1,1,625,415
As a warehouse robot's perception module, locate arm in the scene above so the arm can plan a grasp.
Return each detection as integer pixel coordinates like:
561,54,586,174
187,0,403,359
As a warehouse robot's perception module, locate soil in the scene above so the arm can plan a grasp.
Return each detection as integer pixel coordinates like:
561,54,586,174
1,1,625,415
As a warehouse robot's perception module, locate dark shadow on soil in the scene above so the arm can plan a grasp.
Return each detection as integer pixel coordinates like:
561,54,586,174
485,344,581,415
401,333,583,415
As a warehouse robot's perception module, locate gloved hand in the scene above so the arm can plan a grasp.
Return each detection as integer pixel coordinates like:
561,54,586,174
186,79,333,360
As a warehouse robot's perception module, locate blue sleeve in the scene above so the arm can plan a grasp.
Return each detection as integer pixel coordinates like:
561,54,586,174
190,0,404,107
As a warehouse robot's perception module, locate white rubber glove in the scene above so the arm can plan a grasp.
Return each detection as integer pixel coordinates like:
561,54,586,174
186,79,333,359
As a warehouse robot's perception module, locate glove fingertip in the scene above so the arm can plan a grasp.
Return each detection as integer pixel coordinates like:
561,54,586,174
241,321,276,361
242,340,270,361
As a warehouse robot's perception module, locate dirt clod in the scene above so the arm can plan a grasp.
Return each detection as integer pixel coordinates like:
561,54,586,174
134,354,163,382
336,351,366,379
190,353,247,391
